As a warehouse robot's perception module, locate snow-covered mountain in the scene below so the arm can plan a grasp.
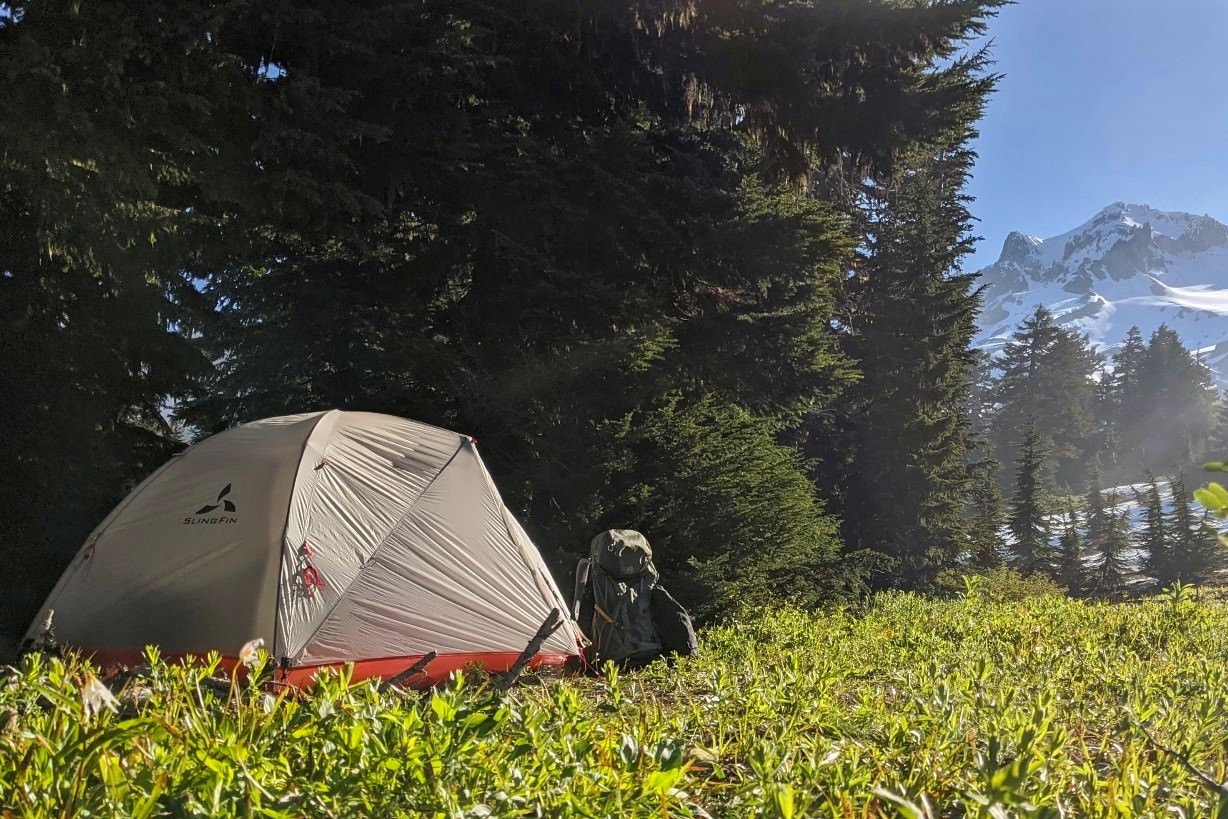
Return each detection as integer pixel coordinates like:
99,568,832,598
974,202,1228,384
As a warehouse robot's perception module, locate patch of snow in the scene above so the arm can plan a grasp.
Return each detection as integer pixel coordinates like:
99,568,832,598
1117,277,1228,315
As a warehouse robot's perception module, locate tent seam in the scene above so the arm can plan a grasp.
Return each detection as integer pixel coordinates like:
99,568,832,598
272,410,339,661
287,439,467,659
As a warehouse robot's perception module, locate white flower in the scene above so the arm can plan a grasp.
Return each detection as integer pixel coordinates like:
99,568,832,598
238,638,265,668
80,673,119,720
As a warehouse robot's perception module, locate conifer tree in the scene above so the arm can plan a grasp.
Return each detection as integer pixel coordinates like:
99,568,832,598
990,306,1100,492
809,131,993,585
967,351,999,439
1092,362,1120,475
1008,419,1053,575
1103,325,1218,478
1167,474,1196,579
1083,469,1109,555
0,0,1011,639
0,0,364,637
1139,474,1172,587
1113,326,1149,388
1212,392,1228,457
1188,509,1227,580
184,0,1011,610
1088,505,1133,597
1102,326,1148,474
1055,507,1087,595
1136,327,1217,471
601,398,854,618
1081,470,1134,594
1166,473,1223,582
967,459,1007,570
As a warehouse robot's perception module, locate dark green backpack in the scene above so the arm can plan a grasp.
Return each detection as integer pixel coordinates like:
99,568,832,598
575,529,661,667
574,529,697,668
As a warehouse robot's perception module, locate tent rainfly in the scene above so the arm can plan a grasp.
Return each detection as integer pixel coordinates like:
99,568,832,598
27,411,584,686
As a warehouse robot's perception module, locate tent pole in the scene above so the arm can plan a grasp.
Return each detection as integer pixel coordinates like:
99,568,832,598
379,650,438,692
496,609,564,692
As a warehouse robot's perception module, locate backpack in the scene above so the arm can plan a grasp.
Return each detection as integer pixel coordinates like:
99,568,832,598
574,529,697,668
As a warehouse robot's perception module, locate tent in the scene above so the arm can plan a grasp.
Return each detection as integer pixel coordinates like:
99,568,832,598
26,411,584,686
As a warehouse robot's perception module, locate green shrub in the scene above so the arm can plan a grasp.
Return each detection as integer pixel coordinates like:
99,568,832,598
937,566,1066,602
4,594,1228,816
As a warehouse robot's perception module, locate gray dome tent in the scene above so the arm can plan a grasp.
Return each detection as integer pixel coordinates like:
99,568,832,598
27,411,583,686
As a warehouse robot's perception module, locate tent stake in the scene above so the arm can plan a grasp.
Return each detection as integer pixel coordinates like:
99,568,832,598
379,650,438,692
496,609,565,692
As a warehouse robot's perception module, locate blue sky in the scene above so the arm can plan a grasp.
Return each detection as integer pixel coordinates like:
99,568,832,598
964,0,1228,270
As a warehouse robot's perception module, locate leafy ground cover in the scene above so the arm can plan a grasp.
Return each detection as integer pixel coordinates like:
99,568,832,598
3,589,1228,817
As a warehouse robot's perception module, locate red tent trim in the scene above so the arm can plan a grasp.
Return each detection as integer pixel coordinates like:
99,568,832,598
85,648,579,689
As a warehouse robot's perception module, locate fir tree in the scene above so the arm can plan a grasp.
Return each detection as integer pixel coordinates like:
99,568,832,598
1212,392,1228,457
967,458,1007,570
1166,473,1223,583
1088,505,1133,597
1092,360,1119,475
1102,326,1148,474
0,0,1011,639
603,398,851,618
967,350,999,439
1008,419,1053,575
1138,327,1217,471
1105,325,1218,478
1055,507,1087,595
1083,468,1109,555
1189,509,1227,580
809,130,993,586
990,306,1100,492
1139,474,1172,587
1167,474,1196,580
183,0,1011,612
0,0,364,637
1114,326,1149,389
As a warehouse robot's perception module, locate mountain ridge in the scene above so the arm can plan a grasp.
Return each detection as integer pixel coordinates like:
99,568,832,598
974,202,1228,384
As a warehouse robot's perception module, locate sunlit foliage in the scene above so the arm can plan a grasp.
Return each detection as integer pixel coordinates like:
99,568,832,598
4,593,1228,816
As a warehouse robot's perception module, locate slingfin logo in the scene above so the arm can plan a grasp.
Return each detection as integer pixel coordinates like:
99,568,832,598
196,483,236,515
184,484,238,525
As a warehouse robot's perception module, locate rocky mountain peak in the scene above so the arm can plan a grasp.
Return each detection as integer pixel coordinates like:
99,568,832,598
999,231,1043,265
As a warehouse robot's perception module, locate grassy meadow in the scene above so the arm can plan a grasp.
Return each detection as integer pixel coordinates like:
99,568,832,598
3,587,1228,817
